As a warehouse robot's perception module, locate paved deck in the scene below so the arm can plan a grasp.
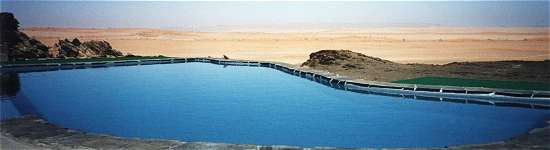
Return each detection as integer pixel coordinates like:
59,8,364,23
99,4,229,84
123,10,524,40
1,115,549,150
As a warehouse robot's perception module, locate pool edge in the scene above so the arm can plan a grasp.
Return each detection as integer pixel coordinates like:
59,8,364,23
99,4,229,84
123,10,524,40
2,57,547,110
2,58,550,149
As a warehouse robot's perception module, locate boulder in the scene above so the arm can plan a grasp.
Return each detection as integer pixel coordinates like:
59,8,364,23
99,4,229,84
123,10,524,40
302,50,395,67
53,38,123,58
12,32,50,59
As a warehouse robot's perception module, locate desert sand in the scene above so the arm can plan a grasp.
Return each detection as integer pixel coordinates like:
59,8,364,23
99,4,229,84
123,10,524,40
21,27,549,65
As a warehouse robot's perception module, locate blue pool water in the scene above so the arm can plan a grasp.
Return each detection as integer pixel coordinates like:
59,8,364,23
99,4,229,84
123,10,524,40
1,62,549,148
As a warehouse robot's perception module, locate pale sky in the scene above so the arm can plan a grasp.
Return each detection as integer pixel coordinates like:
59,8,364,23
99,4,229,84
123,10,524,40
1,1,548,28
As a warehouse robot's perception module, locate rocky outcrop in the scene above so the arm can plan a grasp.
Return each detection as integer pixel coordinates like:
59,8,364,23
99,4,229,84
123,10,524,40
1,12,124,62
303,50,398,67
53,38,123,58
11,32,51,59
1,12,50,62
302,50,408,81
302,50,550,82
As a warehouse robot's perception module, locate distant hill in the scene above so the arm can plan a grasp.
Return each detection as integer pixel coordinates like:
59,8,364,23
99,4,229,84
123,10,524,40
302,50,550,83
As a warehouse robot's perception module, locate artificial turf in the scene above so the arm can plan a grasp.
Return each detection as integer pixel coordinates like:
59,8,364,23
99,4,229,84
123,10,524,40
393,76,550,91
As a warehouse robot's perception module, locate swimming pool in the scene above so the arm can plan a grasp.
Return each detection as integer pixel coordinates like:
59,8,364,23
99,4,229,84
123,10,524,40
1,62,549,148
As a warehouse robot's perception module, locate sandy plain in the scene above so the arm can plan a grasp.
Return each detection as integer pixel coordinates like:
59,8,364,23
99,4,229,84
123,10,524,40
21,27,549,65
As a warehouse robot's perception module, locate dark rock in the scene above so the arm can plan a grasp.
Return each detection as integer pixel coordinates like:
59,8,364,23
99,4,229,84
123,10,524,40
71,38,81,46
223,55,230,59
259,146,273,150
53,38,123,58
12,33,50,59
1,12,50,62
125,53,136,57
343,64,363,69
303,50,394,66
1,12,124,61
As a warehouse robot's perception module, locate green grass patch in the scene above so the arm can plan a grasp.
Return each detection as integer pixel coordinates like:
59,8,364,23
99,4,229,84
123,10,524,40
4,55,171,65
392,76,550,91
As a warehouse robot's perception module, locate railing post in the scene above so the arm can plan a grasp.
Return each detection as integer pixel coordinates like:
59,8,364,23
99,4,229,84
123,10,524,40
344,81,348,91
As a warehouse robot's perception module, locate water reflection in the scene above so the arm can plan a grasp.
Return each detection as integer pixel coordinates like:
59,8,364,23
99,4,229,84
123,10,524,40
0,73,38,120
1,73,20,97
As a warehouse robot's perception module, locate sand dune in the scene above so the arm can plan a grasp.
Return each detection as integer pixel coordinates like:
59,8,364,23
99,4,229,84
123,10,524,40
22,27,549,65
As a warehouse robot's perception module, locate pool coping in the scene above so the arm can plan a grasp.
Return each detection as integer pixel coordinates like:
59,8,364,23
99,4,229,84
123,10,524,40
1,57,549,110
1,115,549,150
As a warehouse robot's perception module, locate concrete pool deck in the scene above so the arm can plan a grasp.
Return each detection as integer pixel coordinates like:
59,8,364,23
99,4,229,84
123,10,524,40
1,115,549,150
1,57,550,149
